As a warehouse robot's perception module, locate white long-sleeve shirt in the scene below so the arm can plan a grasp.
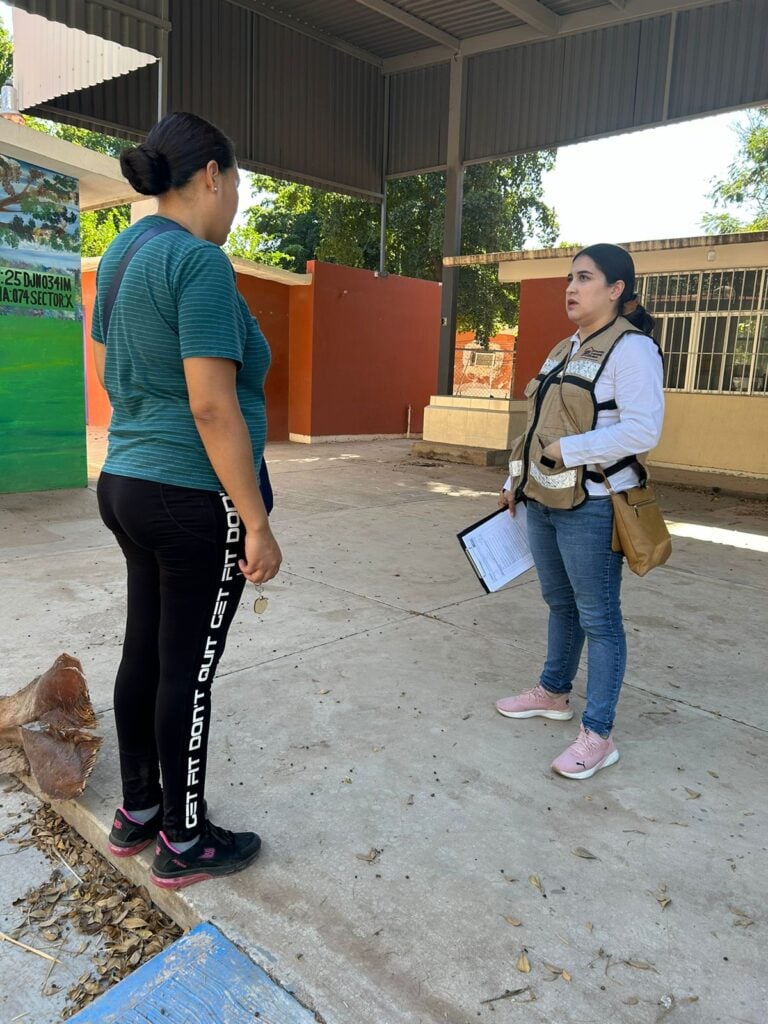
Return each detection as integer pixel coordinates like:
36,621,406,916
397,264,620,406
506,330,665,497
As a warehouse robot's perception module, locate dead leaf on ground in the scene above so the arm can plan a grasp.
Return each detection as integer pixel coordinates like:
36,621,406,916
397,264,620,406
572,847,598,860
528,874,545,894
355,848,381,863
516,949,531,973
730,906,755,928
405,794,414,806
685,788,701,799
11,804,182,1019
504,916,522,927
651,884,671,910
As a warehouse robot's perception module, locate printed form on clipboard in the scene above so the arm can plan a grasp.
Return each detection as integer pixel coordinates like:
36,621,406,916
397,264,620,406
457,504,535,593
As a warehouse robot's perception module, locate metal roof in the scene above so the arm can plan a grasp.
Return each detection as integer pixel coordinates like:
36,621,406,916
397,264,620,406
444,231,768,267
9,0,768,197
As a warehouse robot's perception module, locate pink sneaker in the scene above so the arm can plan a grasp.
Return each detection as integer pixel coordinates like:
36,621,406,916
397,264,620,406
551,725,619,779
495,684,573,721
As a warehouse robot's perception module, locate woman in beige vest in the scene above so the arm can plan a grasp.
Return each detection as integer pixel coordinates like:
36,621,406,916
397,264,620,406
495,244,664,779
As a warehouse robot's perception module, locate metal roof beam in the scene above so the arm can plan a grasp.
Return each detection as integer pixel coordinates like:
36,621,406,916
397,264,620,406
350,0,459,50
489,0,560,37
384,0,730,72
227,0,383,67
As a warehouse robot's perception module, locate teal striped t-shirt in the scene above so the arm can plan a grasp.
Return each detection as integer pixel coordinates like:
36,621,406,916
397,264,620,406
92,215,270,492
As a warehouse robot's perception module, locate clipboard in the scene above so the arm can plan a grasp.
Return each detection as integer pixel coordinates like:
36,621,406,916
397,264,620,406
457,504,534,593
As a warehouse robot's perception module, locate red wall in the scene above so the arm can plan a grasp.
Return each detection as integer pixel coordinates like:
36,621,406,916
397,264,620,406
236,274,290,441
513,278,573,399
293,261,440,437
82,259,441,442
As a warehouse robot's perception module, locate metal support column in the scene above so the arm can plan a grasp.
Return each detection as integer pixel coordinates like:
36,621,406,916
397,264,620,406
437,54,465,395
379,75,390,275
156,0,170,120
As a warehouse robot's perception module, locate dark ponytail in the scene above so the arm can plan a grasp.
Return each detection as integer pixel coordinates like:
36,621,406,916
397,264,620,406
120,112,235,196
576,243,655,336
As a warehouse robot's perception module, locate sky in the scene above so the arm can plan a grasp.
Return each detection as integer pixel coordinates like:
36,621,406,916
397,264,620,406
539,113,740,246
0,1,747,245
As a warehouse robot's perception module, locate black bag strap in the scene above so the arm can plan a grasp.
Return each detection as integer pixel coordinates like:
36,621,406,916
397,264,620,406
101,221,187,338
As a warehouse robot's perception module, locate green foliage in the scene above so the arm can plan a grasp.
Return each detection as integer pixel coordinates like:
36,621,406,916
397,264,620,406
80,206,130,257
230,154,558,342
704,108,768,233
0,25,12,85
228,177,320,268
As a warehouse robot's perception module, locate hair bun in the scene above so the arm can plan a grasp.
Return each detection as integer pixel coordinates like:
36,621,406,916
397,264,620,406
120,143,172,196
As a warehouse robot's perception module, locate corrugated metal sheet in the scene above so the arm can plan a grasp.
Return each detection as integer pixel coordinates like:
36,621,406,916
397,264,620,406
395,0,520,38
167,0,253,160
251,16,383,194
250,0,430,59
31,63,157,141
463,37,566,159
14,9,155,110
556,21,642,146
387,63,449,175
633,14,672,126
33,0,384,196
465,20,661,160
669,0,768,119
10,0,168,58
25,0,768,196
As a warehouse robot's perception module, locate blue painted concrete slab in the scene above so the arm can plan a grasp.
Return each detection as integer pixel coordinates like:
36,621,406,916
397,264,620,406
68,922,318,1023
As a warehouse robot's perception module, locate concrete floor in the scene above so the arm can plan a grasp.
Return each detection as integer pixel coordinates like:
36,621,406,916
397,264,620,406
1,435,766,1024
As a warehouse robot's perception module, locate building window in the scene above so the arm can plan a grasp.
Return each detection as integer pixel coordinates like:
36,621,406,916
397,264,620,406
469,350,499,368
638,268,767,395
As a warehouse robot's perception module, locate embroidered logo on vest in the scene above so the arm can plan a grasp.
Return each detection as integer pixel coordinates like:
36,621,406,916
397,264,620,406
578,346,605,361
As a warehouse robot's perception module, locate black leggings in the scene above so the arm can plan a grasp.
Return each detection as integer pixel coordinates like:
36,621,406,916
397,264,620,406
97,472,247,842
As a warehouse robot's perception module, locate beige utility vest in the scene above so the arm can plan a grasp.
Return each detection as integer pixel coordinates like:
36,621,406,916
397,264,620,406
511,317,652,510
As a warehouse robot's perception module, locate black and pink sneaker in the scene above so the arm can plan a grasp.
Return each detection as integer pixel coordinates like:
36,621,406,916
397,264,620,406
150,821,262,889
108,806,163,858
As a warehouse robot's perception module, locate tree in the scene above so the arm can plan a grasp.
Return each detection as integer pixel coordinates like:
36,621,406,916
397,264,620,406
229,155,559,343
228,176,321,268
0,25,12,86
703,107,768,233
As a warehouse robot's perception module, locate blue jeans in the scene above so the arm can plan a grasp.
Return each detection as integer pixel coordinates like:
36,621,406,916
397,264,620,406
526,497,626,737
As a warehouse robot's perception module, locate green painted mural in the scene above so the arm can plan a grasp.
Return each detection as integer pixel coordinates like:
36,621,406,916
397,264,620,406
0,154,86,493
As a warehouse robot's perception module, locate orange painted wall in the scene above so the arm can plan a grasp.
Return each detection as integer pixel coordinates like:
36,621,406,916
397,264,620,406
513,278,573,398
288,280,314,438
294,261,440,437
236,274,290,441
82,269,112,427
82,268,292,440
